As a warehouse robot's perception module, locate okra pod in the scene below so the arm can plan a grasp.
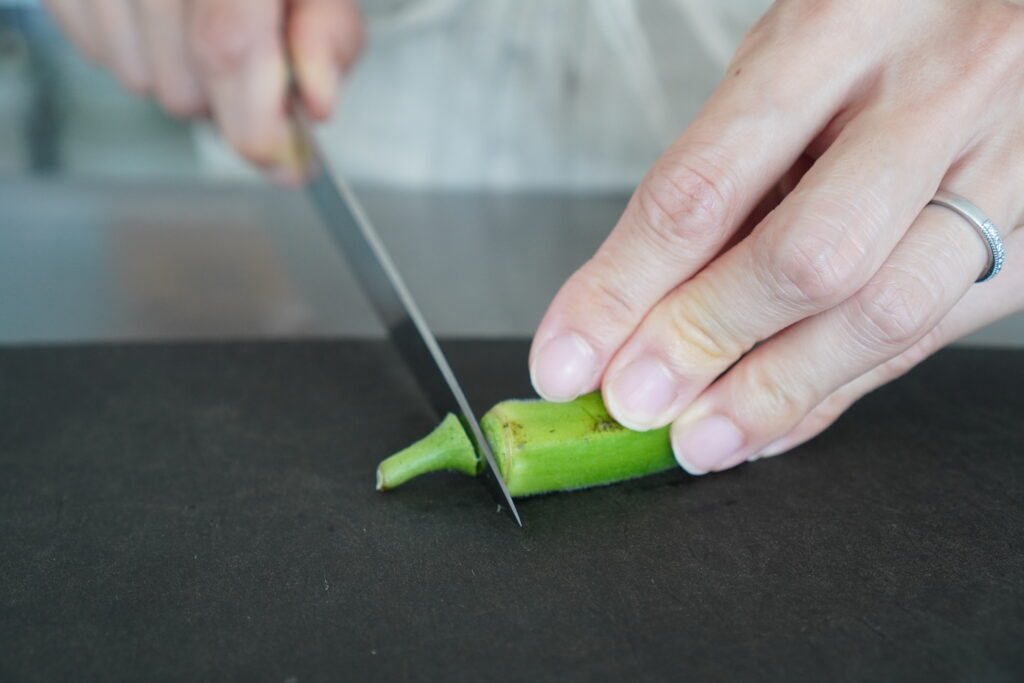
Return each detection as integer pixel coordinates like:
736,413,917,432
376,392,676,497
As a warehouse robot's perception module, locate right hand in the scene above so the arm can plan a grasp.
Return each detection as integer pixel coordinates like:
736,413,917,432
43,0,364,182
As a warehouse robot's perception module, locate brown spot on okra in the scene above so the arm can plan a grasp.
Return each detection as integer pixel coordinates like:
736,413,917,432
592,420,623,433
505,420,527,450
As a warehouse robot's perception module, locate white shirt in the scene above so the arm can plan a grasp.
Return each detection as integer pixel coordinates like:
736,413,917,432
200,0,772,190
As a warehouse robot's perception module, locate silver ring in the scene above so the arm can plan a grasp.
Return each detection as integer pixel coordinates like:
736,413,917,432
927,190,1005,283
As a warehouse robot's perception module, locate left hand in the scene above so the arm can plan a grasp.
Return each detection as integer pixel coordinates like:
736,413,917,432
529,0,1024,474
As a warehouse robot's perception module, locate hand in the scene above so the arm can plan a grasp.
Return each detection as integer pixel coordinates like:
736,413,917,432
530,0,1024,474
43,0,363,182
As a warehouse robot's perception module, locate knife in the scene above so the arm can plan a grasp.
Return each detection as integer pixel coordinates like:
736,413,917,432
287,104,523,527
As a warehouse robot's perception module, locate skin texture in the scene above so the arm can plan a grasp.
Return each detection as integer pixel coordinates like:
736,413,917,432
43,0,364,183
529,0,1024,474
46,1,1024,476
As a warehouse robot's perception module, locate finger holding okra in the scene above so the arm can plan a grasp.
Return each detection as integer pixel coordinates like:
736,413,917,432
529,0,1024,477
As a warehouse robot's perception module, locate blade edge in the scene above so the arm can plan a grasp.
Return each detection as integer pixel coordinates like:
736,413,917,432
293,114,522,526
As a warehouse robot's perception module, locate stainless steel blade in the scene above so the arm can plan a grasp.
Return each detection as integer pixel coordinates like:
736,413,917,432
289,111,522,526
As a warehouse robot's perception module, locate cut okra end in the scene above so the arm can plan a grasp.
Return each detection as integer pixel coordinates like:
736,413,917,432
375,392,678,498
375,412,480,492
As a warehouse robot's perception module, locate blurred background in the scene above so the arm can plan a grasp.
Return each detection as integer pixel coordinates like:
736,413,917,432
0,1,1020,346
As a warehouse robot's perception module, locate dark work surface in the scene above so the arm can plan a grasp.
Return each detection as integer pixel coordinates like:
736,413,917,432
1,341,1022,682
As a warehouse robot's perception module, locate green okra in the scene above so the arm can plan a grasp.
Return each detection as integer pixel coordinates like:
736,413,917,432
376,392,676,497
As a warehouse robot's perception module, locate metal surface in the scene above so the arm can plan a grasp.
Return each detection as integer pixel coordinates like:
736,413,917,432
289,109,522,526
4,178,1024,346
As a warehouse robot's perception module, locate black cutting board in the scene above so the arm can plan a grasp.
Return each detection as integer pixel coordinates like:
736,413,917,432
1,341,1022,681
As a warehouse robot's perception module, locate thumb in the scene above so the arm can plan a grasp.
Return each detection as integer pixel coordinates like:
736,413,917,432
288,0,364,120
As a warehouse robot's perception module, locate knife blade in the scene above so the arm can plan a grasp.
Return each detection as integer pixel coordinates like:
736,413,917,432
288,107,522,527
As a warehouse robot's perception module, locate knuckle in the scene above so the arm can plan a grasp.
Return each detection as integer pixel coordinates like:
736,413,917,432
634,154,733,249
789,0,879,37
778,0,840,27
760,186,881,308
939,5,1024,99
742,362,814,426
967,4,1024,62
738,0,874,107
663,297,747,366
575,261,644,327
766,229,863,308
853,272,938,349
766,0,863,47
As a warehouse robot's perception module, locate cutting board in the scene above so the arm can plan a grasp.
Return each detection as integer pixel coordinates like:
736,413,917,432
2,341,1022,680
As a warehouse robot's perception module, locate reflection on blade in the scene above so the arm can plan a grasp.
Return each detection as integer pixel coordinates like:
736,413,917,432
291,111,522,527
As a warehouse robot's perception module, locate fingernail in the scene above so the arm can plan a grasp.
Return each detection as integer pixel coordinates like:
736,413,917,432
760,439,789,458
605,357,678,431
530,332,598,402
672,414,746,473
675,452,709,476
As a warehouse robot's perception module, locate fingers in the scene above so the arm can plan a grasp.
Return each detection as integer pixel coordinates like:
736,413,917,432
137,0,206,118
288,0,363,119
528,29,867,403
43,0,103,63
756,333,946,461
190,0,297,177
601,110,963,431
668,187,1022,474
88,0,152,93
764,223,1024,458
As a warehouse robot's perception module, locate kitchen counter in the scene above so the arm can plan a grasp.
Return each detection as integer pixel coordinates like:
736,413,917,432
0,179,629,343
2,339,1022,680
2,178,1022,346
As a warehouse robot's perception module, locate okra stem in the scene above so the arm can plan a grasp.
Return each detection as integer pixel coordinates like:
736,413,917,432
375,413,482,491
